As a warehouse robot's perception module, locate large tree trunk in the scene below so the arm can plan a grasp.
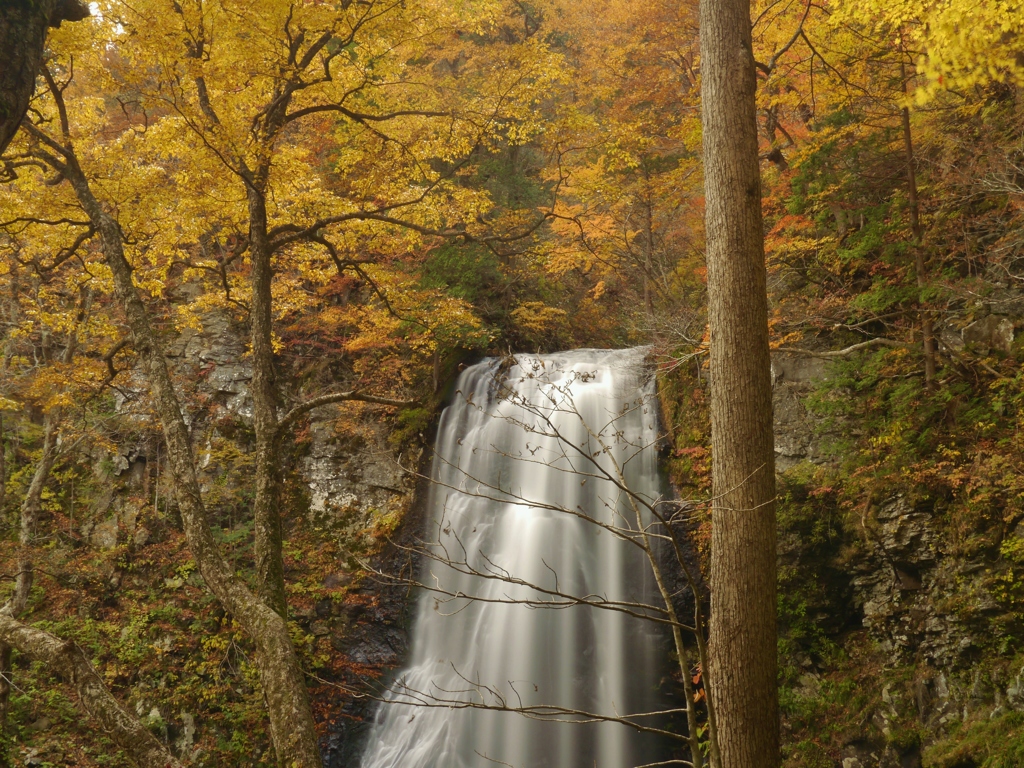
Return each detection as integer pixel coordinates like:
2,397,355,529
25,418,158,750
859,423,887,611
0,0,88,154
247,187,288,619
0,611,182,768
52,151,322,768
699,0,780,764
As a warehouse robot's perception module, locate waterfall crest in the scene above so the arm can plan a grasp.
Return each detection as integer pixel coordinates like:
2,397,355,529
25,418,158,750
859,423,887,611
361,348,674,768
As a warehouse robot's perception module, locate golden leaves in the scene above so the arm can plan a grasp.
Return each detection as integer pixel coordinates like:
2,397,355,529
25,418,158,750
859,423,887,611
830,0,1024,103
510,300,568,335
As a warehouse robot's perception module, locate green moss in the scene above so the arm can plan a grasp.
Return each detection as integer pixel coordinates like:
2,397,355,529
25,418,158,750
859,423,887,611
925,711,1024,767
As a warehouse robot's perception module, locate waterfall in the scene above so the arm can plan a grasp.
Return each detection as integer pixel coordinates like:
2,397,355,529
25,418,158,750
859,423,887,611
360,348,676,768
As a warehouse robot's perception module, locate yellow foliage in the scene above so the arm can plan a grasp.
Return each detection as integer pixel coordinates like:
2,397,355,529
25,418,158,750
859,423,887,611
510,301,569,335
830,0,1024,101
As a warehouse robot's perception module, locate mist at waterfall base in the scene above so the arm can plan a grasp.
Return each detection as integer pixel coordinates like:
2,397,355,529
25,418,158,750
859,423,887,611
360,349,680,768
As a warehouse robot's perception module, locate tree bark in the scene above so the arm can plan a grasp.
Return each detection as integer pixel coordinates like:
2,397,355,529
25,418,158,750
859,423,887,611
0,0,89,155
247,187,288,618
699,0,780,764
900,61,936,387
0,413,6,512
33,132,324,767
0,612,182,768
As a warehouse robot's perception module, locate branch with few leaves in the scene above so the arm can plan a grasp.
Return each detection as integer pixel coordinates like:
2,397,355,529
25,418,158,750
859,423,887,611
776,337,909,358
755,0,813,77
276,390,417,435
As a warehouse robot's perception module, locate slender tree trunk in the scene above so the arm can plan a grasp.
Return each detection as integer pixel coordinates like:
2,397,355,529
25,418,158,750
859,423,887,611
699,0,779,764
11,415,59,616
0,419,59,724
642,190,655,316
0,413,6,512
247,187,288,619
59,159,322,768
0,0,89,154
0,322,76,726
900,61,936,387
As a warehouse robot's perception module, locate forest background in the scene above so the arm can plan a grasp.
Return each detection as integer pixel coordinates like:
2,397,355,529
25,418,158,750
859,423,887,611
2,0,1024,766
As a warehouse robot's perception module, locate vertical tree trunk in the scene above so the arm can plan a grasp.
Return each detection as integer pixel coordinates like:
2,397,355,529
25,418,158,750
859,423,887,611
11,415,60,616
900,61,936,387
247,187,288,618
699,0,780,764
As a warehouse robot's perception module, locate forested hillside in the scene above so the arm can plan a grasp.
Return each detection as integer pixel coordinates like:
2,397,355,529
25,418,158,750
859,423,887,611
1,0,1023,766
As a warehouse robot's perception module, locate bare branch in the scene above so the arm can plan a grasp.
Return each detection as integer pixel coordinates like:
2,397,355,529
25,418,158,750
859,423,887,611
776,337,909,358
277,390,417,434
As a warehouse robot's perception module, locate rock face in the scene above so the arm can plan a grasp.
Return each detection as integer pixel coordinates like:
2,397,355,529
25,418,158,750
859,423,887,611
772,349,992,665
301,416,416,537
771,352,831,471
846,495,974,668
770,342,1024,767
166,308,252,417
961,315,1015,355
102,308,419,543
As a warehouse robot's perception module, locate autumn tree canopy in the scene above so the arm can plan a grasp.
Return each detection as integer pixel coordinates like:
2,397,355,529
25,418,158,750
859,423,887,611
1,0,1024,764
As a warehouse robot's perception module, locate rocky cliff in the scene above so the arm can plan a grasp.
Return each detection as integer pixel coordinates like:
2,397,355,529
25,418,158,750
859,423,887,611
769,309,1024,767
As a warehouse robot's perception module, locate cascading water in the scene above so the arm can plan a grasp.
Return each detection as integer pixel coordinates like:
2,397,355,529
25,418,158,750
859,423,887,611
361,348,676,768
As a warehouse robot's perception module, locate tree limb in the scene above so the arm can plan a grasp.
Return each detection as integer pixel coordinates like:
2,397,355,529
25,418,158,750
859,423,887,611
755,0,812,76
776,337,910,358
277,390,417,435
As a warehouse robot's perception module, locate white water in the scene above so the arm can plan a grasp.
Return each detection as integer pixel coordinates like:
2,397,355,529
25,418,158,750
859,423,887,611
361,348,674,768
